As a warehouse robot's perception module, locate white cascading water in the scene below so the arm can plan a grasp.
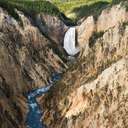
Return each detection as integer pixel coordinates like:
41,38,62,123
26,73,61,128
63,27,80,56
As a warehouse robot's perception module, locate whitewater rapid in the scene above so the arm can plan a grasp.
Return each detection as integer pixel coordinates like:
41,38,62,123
26,73,61,128
63,27,80,56
26,27,79,128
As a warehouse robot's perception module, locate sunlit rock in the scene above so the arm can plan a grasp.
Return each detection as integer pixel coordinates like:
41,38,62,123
97,3,128,32
0,7,66,128
77,16,95,48
35,13,68,44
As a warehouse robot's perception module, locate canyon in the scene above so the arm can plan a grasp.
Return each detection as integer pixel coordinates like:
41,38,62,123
0,1,128,128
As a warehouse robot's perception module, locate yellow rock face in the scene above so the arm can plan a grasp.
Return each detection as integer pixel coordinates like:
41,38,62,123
0,8,66,128
42,2,128,128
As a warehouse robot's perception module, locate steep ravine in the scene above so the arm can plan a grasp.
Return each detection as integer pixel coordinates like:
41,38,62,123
0,7,67,128
0,1,128,128
26,73,61,128
41,2,128,128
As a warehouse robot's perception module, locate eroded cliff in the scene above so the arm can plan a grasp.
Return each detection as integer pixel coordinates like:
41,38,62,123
41,2,128,128
0,7,67,128
0,1,128,128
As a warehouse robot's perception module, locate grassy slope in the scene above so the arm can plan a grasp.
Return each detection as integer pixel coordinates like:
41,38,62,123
0,0,61,19
53,0,112,22
0,0,120,23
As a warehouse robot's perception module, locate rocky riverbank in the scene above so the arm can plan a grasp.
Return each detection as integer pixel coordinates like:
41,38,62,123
0,1,128,128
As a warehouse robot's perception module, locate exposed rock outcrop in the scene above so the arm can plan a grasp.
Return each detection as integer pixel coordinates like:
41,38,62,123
77,2,128,48
35,13,68,44
0,8,66,128
77,16,95,48
62,57,128,128
41,2,128,128
0,1,128,128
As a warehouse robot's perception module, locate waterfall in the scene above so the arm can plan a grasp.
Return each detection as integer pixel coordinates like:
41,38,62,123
63,27,80,56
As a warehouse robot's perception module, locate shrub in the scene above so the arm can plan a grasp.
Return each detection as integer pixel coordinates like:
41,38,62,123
112,0,122,4
0,0,61,18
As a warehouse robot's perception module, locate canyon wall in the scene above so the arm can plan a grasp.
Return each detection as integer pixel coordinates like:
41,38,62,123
0,1,128,128
42,2,128,128
0,8,66,128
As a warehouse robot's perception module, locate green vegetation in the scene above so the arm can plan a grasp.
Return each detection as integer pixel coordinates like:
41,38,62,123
52,0,125,22
0,0,61,19
0,0,123,23
52,0,112,22
89,31,104,47
112,0,122,4
0,0,76,25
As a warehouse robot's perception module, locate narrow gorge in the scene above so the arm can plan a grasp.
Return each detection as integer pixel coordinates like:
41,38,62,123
26,73,61,128
0,0,128,128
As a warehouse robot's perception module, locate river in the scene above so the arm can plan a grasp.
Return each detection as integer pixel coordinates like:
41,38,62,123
26,73,61,128
26,26,79,128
